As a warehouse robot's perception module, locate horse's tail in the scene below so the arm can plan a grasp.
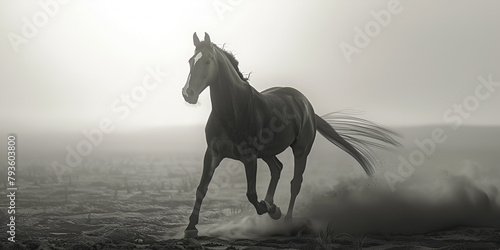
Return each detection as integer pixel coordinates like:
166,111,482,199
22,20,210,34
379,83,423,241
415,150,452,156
315,112,401,176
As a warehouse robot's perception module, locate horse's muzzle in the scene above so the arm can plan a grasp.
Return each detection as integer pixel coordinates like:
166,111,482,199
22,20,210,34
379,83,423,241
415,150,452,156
182,90,198,104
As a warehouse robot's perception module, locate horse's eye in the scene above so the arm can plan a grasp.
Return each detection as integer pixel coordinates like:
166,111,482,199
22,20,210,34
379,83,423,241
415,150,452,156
206,60,210,65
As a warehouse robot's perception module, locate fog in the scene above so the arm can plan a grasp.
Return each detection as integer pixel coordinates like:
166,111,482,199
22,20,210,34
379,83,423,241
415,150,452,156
1,0,499,241
1,0,500,135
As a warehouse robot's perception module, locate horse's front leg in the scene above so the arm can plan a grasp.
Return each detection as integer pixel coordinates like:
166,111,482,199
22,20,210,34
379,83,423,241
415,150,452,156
185,148,222,238
244,159,268,215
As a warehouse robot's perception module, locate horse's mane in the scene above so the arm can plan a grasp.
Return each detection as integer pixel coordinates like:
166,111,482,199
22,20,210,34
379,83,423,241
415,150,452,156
217,45,249,83
196,42,249,83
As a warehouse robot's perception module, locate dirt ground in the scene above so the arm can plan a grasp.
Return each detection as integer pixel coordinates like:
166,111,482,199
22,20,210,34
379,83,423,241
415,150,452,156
1,155,499,249
3,221,500,249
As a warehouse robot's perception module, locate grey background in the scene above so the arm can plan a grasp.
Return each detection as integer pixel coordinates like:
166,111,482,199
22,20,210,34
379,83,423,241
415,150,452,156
0,0,499,238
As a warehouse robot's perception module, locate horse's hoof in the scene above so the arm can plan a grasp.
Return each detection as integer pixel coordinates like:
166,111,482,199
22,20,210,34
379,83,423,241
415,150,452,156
262,200,281,220
268,205,281,220
184,229,198,238
257,200,268,215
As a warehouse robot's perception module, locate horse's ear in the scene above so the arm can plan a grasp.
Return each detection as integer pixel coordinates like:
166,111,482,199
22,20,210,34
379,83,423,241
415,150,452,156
193,32,200,46
204,32,211,44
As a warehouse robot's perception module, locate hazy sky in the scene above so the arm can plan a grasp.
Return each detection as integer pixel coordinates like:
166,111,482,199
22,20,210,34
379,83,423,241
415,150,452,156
1,0,499,134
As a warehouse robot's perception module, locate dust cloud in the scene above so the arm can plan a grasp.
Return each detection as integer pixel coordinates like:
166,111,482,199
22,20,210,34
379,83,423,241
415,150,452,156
203,127,500,238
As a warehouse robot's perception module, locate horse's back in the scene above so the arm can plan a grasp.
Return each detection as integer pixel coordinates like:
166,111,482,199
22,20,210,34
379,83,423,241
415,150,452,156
260,86,306,98
260,86,314,113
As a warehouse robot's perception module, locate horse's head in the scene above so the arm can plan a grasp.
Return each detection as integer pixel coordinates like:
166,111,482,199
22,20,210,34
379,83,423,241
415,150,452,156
182,32,218,104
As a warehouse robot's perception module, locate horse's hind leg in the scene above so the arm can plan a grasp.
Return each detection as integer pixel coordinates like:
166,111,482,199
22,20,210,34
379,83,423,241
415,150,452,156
262,156,283,219
285,134,314,221
263,156,283,204
284,152,308,221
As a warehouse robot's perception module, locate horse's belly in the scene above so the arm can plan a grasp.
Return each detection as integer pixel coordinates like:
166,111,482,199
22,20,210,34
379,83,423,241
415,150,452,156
235,127,296,160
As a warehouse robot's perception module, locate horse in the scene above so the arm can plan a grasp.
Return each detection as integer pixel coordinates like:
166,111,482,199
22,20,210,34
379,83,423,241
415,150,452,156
181,32,400,238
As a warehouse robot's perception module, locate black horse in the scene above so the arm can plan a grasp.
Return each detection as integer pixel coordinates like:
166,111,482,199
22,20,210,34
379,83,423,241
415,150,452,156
182,32,400,238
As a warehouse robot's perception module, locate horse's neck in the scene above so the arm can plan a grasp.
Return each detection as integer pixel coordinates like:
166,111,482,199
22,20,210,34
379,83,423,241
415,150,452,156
210,54,259,125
